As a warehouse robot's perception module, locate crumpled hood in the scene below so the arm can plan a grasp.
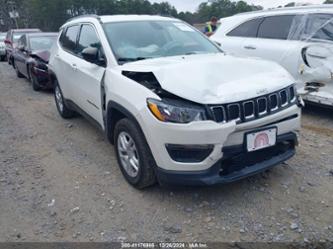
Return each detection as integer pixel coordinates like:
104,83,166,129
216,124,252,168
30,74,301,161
119,53,295,104
31,50,50,63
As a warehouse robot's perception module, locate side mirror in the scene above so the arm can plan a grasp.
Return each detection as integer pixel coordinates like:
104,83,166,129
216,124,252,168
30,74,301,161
82,47,106,66
81,47,98,62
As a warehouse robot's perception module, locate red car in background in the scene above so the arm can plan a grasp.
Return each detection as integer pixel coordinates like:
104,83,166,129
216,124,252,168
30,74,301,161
4,29,41,65
12,32,58,91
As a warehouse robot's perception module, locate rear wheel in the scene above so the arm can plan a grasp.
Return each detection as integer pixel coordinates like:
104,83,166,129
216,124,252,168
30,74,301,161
13,60,24,78
54,80,75,119
114,118,156,189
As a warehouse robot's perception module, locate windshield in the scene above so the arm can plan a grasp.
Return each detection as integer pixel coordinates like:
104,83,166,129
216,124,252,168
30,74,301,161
29,36,56,51
103,20,221,64
0,34,5,41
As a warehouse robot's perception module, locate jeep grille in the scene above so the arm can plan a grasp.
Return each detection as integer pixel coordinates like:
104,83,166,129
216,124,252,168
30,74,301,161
209,86,296,124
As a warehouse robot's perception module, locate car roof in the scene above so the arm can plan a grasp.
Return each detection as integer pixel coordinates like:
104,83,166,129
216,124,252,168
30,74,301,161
26,32,58,37
234,4,333,18
62,14,178,28
11,29,41,32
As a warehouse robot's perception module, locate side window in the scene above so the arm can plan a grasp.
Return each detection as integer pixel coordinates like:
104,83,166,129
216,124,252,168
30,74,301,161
305,14,333,41
59,25,80,53
257,15,295,40
227,18,263,38
77,24,101,55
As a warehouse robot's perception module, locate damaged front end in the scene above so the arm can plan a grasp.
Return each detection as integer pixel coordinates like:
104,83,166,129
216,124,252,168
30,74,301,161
298,44,333,107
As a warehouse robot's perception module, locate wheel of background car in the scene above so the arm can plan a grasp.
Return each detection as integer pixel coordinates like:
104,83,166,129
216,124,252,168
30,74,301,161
14,60,24,78
54,80,75,119
114,118,156,189
31,71,41,91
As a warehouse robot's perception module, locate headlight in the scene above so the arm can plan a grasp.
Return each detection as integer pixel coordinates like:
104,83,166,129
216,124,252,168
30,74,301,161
147,98,207,123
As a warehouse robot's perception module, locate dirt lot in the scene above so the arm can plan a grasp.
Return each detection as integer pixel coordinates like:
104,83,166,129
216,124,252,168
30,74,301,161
0,62,332,243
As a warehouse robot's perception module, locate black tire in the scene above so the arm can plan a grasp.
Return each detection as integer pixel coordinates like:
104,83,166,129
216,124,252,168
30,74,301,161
30,68,41,91
13,60,24,78
114,118,156,189
54,79,75,119
0,55,4,61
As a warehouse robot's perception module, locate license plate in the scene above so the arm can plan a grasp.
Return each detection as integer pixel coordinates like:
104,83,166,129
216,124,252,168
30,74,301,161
246,128,277,152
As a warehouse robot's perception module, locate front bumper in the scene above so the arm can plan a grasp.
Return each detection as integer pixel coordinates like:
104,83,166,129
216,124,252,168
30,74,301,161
0,49,6,56
156,132,297,186
138,104,301,172
32,67,53,89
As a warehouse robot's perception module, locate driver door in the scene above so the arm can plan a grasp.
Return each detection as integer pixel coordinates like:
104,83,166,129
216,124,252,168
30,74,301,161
71,24,106,127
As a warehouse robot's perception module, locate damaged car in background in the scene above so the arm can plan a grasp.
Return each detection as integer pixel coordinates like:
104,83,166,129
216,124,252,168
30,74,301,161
12,32,58,91
49,15,303,189
211,4,333,108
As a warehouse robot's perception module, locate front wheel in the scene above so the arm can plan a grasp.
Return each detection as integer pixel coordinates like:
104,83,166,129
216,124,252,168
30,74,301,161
114,118,156,189
30,68,41,91
54,80,75,119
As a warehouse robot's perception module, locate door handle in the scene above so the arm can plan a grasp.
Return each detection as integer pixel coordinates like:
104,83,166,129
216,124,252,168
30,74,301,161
244,45,257,50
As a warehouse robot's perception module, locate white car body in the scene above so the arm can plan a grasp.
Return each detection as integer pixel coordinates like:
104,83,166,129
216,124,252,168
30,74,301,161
211,4,333,107
49,15,302,188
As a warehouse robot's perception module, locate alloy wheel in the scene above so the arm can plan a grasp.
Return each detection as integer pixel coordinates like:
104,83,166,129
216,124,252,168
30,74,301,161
117,131,140,178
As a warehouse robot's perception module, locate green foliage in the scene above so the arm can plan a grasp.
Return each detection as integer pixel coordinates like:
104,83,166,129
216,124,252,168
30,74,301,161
195,0,262,23
0,0,263,31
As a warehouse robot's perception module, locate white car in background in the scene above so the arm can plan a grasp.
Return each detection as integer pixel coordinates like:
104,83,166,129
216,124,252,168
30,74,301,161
211,5,333,107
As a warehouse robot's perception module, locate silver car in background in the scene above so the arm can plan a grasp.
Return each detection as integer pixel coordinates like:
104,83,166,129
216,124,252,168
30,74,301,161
0,33,6,61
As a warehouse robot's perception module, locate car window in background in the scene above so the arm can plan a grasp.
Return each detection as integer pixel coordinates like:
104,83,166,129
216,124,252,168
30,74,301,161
0,34,6,41
227,18,264,37
60,25,80,53
77,25,100,55
29,36,57,51
13,33,25,43
304,14,333,42
103,21,220,63
258,15,295,40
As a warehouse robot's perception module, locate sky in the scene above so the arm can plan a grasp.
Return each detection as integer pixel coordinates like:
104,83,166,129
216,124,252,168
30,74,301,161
151,0,324,12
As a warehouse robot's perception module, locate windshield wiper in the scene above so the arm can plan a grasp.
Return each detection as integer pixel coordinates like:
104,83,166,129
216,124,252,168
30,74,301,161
118,57,154,63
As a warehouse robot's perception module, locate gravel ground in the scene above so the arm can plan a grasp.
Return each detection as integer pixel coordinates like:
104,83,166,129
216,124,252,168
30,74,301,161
0,62,332,243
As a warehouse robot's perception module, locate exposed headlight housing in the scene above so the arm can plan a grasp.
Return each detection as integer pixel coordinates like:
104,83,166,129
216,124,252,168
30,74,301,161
147,98,207,123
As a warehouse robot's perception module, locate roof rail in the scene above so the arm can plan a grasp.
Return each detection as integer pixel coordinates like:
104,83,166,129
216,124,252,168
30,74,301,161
66,14,102,23
235,4,333,16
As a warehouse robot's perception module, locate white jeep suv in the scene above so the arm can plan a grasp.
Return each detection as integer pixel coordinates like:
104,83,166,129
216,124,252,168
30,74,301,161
211,5,333,107
49,15,302,189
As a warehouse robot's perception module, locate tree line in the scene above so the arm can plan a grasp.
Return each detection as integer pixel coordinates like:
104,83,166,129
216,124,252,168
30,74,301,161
0,0,331,32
